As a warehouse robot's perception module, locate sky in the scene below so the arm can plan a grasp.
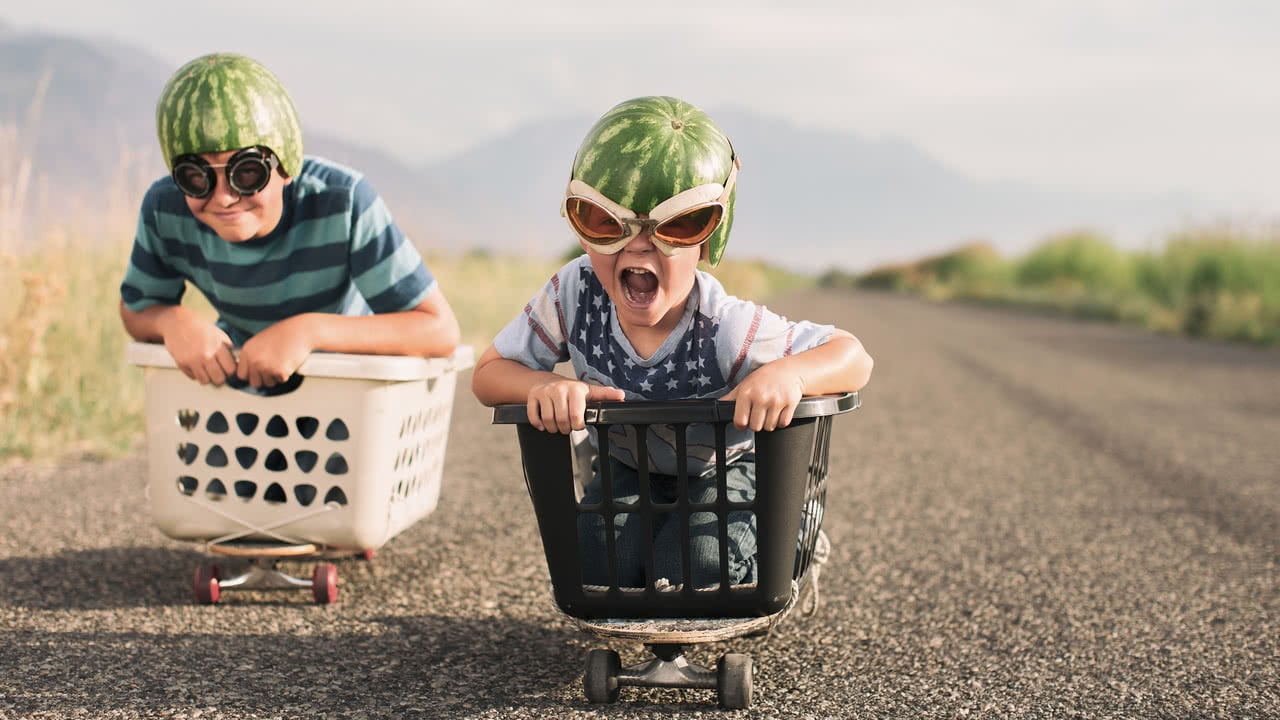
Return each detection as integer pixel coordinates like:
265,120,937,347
5,0,1280,212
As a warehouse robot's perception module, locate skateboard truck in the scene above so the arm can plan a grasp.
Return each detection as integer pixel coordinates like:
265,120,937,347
585,643,752,709
192,542,339,605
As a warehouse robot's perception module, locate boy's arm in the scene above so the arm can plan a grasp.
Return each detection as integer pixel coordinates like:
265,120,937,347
759,329,872,395
119,300,187,343
723,329,873,431
119,301,237,385
471,345,625,433
232,287,460,388
471,345,563,406
291,286,459,357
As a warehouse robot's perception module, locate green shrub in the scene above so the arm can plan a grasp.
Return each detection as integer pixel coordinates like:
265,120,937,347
1015,231,1133,292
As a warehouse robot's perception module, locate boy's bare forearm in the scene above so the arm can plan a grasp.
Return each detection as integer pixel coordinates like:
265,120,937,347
298,309,459,358
471,350,564,407
292,287,459,358
119,301,192,343
780,330,874,395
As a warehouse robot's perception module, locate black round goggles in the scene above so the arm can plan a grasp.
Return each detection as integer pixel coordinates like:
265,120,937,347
170,147,280,199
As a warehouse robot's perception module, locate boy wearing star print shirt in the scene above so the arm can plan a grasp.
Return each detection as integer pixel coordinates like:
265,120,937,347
472,96,873,589
484,254,843,477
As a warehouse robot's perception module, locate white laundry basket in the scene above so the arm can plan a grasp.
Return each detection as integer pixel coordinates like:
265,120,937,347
128,342,474,552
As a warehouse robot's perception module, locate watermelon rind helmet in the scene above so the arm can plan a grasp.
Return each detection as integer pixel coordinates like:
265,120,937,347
155,53,304,178
571,96,737,267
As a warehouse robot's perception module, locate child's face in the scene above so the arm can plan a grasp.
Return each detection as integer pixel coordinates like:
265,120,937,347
183,148,291,242
583,224,701,337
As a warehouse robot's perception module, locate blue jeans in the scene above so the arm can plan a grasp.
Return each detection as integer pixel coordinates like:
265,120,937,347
577,455,758,589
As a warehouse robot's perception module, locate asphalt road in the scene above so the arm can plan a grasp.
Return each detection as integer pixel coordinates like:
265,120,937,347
1,289,1277,719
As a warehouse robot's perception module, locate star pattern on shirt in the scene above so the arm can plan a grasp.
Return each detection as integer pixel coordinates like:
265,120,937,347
570,266,727,400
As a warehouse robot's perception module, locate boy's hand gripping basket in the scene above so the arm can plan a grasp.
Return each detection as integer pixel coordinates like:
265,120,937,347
494,393,859,620
129,342,474,552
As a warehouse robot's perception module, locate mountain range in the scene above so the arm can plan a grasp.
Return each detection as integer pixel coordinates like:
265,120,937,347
0,22,1204,272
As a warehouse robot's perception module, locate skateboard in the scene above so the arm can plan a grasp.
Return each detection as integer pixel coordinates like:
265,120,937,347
191,540,373,604
569,531,828,709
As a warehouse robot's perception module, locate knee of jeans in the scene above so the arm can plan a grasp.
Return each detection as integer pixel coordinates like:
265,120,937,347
683,540,723,588
576,515,611,585
726,511,758,551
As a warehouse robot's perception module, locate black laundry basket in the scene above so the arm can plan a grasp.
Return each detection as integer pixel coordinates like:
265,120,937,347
493,393,859,621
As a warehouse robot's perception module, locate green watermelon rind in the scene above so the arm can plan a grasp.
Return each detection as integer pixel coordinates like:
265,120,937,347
156,53,304,177
571,96,736,266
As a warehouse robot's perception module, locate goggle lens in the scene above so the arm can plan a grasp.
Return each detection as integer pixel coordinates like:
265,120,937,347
655,205,723,246
229,158,270,193
171,149,278,199
565,197,625,240
173,163,212,198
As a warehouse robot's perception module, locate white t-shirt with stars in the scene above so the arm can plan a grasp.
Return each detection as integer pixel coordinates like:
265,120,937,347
493,255,834,476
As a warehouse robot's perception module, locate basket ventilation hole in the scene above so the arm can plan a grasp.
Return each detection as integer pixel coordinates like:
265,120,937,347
234,480,257,499
177,443,199,465
324,453,349,475
205,445,228,468
325,419,350,441
265,449,288,472
235,447,258,470
177,476,198,495
295,450,318,473
265,415,289,438
206,411,229,434
206,479,227,499
427,377,437,392
263,482,287,504
294,484,317,506
296,416,319,439
235,413,259,436
177,409,200,431
323,486,348,506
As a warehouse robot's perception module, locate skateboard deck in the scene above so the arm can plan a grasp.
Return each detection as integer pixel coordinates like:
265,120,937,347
557,579,801,643
206,541,319,558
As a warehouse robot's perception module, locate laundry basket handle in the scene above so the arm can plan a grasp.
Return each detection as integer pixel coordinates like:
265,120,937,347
492,391,858,425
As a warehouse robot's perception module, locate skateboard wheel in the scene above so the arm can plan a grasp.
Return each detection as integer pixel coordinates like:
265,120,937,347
717,653,752,709
193,563,221,605
583,649,621,704
312,562,338,604
359,549,375,562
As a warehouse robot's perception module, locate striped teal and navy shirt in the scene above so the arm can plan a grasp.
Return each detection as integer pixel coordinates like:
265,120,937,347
121,156,435,347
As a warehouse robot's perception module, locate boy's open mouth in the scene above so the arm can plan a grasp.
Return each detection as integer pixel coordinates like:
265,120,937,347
620,267,659,307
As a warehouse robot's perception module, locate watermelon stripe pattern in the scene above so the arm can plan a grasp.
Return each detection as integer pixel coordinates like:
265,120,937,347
571,96,736,266
156,53,304,177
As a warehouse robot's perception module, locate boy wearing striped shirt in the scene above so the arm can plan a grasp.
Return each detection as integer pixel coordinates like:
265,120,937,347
120,53,458,389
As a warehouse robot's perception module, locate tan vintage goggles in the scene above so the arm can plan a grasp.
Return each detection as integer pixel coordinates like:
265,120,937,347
562,156,739,256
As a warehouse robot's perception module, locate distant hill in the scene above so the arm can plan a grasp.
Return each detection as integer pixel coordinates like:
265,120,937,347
0,27,168,197
1,26,1204,271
